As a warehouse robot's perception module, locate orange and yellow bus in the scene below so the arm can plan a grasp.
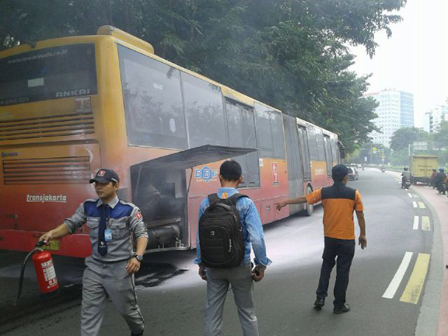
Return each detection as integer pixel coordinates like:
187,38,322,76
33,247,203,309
0,26,344,258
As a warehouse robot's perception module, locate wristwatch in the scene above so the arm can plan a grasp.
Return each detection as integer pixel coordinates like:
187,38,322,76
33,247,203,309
133,254,143,262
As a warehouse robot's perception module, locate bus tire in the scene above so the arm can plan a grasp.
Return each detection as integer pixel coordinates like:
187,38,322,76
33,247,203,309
301,186,314,217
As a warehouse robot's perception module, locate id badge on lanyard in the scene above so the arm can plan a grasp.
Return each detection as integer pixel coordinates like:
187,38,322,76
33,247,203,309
105,228,112,242
105,215,112,242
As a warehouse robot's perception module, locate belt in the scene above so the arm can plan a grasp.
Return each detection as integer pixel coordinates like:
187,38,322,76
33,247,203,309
91,256,130,264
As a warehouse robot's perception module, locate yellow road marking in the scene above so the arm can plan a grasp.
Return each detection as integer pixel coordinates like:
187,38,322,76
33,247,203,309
418,202,426,209
400,253,430,304
421,217,431,231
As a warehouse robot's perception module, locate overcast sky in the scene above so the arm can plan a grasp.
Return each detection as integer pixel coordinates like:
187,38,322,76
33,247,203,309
350,0,448,127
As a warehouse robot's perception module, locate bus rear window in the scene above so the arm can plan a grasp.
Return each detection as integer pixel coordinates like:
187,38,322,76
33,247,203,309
0,44,97,106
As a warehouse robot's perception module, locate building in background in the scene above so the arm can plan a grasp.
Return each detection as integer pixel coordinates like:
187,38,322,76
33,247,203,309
365,90,414,147
423,104,448,133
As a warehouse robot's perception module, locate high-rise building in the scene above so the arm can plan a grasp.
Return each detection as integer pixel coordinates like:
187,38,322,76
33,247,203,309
423,105,448,133
365,90,414,147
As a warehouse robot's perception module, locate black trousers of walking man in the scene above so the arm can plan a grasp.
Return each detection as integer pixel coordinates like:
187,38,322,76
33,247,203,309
316,237,355,308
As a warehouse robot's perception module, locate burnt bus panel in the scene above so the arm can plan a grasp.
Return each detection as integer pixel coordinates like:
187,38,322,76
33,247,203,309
132,145,256,171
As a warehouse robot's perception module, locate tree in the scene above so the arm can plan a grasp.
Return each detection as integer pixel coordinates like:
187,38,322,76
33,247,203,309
389,127,428,152
433,121,448,149
0,0,408,153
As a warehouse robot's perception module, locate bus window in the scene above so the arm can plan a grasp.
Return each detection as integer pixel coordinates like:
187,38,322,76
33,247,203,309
255,103,274,157
323,135,333,175
0,44,97,106
271,111,285,158
225,100,260,187
254,103,284,158
316,128,326,161
307,126,319,161
182,73,227,148
118,45,187,149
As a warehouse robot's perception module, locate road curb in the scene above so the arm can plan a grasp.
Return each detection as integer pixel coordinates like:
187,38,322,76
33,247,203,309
411,188,444,336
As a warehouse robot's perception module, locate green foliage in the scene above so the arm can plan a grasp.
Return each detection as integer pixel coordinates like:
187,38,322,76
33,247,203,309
389,148,409,166
389,127,429,152
349,142,392,164
0,0,407,153
433,121,448,149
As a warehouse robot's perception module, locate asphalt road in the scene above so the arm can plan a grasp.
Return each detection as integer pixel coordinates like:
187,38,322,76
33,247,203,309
0,168,436,336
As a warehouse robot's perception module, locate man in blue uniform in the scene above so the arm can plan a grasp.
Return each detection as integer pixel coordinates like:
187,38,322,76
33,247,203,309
40,169,148,336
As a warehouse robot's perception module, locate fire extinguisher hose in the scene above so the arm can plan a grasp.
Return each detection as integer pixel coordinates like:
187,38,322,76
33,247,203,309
14,243,44,306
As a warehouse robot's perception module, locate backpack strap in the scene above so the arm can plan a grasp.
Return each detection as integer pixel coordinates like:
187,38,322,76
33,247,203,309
207,193,221,207
227,193,249,207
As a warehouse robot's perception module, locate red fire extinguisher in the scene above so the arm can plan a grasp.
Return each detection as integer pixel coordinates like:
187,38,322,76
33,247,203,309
14,241,59,305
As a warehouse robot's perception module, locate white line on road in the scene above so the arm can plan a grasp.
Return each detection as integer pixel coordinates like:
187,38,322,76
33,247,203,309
413,201,417,208
408,193,413,198
383,252,413,299
413,216,419,230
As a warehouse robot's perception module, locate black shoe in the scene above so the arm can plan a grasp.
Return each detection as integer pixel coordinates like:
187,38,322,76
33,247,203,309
314,297,325,309
333,303,350,314
131,331,143,336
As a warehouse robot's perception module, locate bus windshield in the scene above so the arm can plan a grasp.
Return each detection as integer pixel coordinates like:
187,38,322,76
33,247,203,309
0,44,97,106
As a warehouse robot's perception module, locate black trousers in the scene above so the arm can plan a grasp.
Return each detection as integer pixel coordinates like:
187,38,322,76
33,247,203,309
316,237,355,308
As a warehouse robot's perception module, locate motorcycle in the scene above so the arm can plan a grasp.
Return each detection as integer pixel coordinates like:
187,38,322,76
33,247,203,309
437,182,447,195
402,178,411,190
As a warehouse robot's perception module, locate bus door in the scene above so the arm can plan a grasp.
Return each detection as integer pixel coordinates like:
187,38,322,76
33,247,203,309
297,125,311,181
130,145,256,252
283,115,305,215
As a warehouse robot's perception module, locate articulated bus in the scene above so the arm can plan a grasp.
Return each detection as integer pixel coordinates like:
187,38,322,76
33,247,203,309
0,26,344,258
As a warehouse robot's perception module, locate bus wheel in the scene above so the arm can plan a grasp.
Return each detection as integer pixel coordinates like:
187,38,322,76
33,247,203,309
302,186,314,217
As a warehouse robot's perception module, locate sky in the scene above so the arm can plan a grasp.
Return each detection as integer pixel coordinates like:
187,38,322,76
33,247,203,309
350,0,448,127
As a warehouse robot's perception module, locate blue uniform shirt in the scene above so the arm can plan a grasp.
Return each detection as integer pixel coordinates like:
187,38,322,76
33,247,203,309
195,187,272,267
64,196,148,262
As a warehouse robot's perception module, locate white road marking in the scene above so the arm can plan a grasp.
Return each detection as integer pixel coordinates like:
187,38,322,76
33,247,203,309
383,252,414,299
418,202,426,209
413,202,417,208
413,216,419,230
408,193,412,198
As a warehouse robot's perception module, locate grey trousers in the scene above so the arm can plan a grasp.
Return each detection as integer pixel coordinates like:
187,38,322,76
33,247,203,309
81,257,144,336
204,264,259,336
